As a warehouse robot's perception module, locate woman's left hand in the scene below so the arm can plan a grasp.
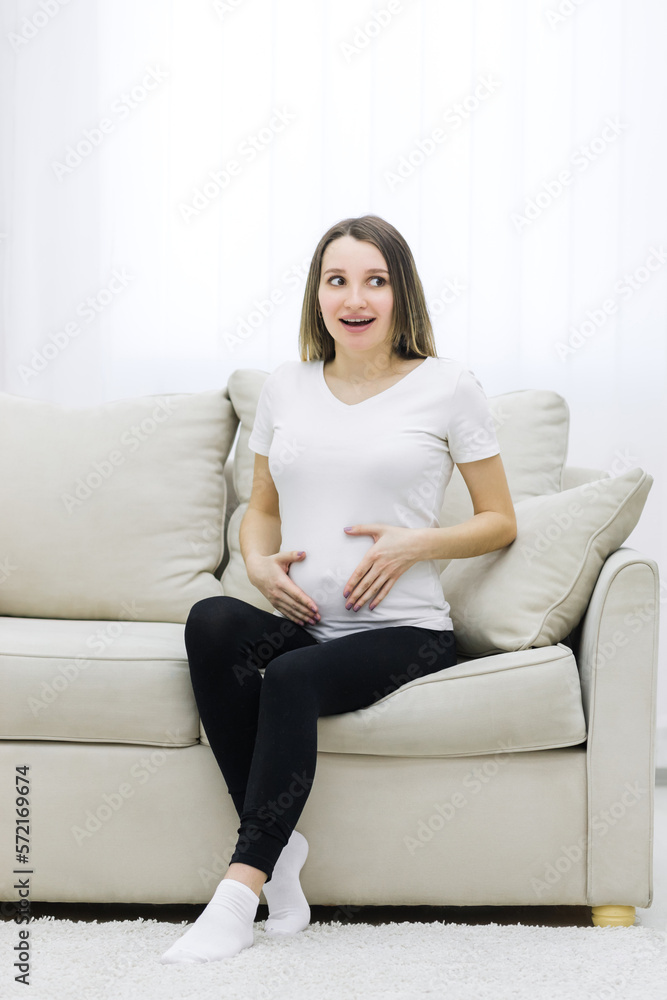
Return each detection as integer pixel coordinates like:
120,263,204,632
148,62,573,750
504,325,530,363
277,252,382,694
342,523,421,612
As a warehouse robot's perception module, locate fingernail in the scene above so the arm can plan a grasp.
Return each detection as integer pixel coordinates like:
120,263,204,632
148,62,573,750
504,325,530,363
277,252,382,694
345,602,352,610
343,590,350,598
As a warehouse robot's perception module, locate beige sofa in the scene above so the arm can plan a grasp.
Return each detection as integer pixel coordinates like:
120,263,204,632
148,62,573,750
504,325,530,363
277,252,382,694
0,370,659,928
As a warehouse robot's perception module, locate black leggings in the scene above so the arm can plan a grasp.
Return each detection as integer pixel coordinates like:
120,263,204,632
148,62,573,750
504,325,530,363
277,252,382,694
185,595,458,881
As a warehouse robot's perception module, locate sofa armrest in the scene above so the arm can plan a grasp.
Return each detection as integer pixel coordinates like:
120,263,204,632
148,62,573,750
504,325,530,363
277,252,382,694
576,546,660,906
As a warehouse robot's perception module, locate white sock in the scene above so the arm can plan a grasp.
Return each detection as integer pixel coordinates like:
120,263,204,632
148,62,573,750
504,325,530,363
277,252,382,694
262,829,311,937
159,878,259,964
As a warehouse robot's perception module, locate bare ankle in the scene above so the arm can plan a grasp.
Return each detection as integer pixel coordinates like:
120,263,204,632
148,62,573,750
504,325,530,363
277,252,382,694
224,862,268,898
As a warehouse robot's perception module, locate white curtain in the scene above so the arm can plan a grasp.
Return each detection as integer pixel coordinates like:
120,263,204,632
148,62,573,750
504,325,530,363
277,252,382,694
1,0,666,760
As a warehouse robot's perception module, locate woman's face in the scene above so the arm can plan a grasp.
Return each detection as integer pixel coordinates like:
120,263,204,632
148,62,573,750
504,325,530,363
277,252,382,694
317,235,394,354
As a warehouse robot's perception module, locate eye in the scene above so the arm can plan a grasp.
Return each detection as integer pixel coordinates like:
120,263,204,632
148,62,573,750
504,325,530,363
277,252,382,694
325,275,388,286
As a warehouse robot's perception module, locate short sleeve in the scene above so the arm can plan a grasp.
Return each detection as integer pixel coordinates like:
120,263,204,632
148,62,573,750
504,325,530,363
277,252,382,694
248,377,274,456
447,368,500,464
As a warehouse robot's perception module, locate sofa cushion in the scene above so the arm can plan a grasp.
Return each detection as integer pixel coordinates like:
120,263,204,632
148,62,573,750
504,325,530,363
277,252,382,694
199,643,586,757
441,467,653,656
1,617,586,759
0,617,198,745
0,389,238,623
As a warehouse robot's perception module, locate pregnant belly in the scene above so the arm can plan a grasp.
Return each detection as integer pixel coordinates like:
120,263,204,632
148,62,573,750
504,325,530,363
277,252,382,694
285,533,368,614
283,530,442,625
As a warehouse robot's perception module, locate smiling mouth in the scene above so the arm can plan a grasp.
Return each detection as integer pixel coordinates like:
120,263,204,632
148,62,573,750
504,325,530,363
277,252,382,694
340,318,376,330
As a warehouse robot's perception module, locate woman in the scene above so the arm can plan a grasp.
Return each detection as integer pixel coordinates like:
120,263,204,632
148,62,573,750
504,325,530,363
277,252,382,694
160,215,517,964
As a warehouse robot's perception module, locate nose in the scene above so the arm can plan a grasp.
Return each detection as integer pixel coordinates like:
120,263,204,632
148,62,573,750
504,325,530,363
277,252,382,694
343,284,368,309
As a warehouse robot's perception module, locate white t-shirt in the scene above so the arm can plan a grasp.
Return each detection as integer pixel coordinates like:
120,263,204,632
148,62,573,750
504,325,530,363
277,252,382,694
247,356,500,643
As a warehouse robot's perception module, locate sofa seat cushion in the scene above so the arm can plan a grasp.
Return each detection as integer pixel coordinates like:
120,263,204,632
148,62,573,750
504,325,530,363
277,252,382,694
198,643,587,757
5,616,585,757
0,617,197,746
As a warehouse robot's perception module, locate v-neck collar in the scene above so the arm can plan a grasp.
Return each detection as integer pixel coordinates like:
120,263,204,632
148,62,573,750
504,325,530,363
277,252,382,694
318,356,432,408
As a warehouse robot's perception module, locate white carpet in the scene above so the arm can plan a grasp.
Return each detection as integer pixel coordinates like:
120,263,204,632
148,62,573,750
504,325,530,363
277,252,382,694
1,916,666,1000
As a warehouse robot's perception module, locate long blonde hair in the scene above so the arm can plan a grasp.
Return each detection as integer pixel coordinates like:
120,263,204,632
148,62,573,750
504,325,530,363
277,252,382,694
298,215,437,363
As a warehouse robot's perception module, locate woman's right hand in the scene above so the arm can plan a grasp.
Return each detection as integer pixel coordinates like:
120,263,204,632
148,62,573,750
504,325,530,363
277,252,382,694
246,551,320,626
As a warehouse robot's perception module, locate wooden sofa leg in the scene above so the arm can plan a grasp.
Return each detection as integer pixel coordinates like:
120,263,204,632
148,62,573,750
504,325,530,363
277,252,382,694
591,905,636,927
